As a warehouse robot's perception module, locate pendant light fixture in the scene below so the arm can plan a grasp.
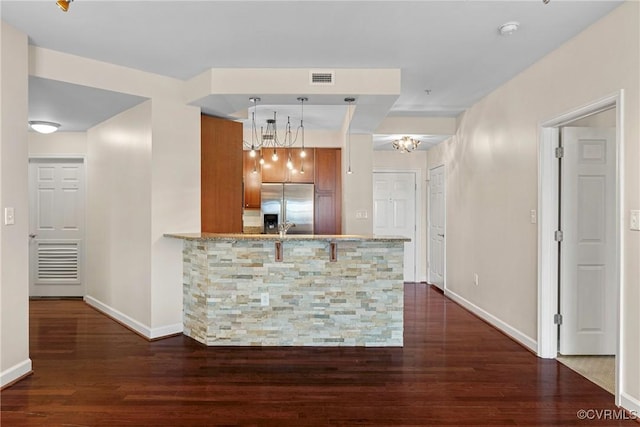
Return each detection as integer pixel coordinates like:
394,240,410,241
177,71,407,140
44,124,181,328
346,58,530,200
344,97,355,175
243,96,308,171
56,0,73,12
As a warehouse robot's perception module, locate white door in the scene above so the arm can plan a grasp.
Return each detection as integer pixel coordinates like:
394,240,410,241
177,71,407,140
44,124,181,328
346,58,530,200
29,159,85,297
428,165,445,290
373,172,416,282
559,127,616,355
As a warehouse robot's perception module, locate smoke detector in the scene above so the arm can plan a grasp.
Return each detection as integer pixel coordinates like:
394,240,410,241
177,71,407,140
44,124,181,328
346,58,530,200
498,21,520,36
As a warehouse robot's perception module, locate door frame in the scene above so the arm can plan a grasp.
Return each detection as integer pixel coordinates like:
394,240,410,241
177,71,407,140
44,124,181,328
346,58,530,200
28,155,87,297
427,164,446,290
372,168,422,282
537,91,623,405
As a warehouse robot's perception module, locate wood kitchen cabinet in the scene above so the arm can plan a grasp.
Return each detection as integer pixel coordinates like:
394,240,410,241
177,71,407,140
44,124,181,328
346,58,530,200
243,151,261,209
260,148,287,183
287,148,314,183
201,114,243,233
314,148,342,234
260,147,314,183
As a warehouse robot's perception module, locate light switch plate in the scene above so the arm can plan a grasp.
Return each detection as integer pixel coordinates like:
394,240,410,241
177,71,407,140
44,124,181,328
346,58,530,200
530,209,537,224
631,210,640,231
4,207,15,225
355,210,368,219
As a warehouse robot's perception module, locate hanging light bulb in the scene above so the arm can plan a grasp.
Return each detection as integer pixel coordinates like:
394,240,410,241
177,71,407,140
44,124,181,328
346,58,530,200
297,97,307,159
345,97,355,175
286,152,293,170
272,148,278,161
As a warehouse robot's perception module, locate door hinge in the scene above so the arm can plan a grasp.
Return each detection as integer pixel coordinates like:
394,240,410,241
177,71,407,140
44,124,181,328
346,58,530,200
554,313,563,325
555,147,564,158
554,230,564,242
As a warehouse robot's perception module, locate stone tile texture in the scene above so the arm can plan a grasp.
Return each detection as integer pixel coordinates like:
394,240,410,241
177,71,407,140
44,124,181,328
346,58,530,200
182,239,404,346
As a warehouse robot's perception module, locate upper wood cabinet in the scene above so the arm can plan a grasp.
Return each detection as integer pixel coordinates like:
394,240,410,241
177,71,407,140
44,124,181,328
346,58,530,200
314,148,342,235
243,151,261,209
287,148,314,183
260,148,287,183
201,114,243,233
260,148,314,183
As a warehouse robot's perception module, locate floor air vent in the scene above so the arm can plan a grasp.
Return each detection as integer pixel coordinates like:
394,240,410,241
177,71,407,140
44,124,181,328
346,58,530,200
310,71,335,85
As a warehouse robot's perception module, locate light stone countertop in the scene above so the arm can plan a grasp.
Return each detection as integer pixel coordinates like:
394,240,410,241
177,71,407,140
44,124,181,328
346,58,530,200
164,232,410,242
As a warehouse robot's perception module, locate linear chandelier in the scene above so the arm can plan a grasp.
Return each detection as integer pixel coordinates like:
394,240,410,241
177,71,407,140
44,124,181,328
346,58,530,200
392,136,421,153
245,97,308,173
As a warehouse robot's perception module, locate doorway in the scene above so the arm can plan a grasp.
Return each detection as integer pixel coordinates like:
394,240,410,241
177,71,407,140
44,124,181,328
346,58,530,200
537,92,622,404
28,158,86,297
428,165,445,290
372,171,418,282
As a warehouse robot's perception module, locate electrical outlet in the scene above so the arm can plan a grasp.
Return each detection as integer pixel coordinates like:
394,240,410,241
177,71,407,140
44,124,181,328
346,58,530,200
631,210,640,231
260,292,269,306
474,273,479,286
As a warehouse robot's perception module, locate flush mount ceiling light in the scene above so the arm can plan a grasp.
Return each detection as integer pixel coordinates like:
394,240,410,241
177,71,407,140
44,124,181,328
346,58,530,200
56,0,73,12
498,21,520,36
28,121,61,134
392,136,421,153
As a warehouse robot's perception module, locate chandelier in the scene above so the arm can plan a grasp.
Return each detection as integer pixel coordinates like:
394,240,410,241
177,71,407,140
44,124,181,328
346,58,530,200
392,136,421,153
244,97,308,173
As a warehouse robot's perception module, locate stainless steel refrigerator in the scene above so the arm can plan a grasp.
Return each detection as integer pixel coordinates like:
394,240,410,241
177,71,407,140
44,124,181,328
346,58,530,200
261,183,314,234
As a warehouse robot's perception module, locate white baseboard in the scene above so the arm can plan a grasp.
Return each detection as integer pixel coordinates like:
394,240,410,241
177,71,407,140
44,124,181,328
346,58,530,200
620,392,640,419
84,296,182,340
1,358,32,388
444,289,538,353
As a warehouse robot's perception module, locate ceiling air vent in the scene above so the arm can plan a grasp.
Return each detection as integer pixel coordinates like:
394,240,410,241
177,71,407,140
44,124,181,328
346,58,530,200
310,71,335,85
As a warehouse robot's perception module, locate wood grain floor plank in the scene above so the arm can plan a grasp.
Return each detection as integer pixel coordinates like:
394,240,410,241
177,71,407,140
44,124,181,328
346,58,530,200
1,284,635,426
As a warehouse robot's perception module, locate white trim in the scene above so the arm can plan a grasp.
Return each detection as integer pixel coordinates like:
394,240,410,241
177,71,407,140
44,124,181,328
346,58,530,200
620,392,640,418
0,358,32,388
537,127,560,359
28,154,86,161
427,164,446,290
84,295,183,340
372,168,423,282
537,90,624,407
445,288,537,353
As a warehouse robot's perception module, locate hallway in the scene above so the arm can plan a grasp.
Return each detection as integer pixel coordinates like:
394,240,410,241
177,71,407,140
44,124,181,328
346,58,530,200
1,284,633,426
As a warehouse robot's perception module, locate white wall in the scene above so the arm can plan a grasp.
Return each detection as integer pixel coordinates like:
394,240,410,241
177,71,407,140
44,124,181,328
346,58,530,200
29,47,201,339
150,100,200,332
343,134,374,235
28,131,87,156
427,1,639,410
373,150,428,281
0,21,31,387
86,101,153,326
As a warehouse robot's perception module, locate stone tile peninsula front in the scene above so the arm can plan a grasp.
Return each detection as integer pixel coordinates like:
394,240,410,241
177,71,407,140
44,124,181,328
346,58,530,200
164,233,408,347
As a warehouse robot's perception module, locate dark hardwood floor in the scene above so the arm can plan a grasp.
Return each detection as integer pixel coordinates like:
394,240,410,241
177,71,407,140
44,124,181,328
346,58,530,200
1,284,634,426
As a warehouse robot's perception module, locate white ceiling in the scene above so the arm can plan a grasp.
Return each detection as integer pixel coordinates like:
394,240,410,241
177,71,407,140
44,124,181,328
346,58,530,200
1,0,622,149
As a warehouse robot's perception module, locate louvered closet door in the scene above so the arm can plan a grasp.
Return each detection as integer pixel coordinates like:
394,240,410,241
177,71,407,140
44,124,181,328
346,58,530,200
29,159,85,297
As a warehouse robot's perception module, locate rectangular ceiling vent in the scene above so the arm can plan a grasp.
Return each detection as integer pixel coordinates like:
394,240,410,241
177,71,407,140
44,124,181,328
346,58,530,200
310,71,335,85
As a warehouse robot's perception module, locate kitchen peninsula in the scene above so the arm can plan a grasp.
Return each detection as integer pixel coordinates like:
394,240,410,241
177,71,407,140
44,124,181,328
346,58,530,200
165,233,408,347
